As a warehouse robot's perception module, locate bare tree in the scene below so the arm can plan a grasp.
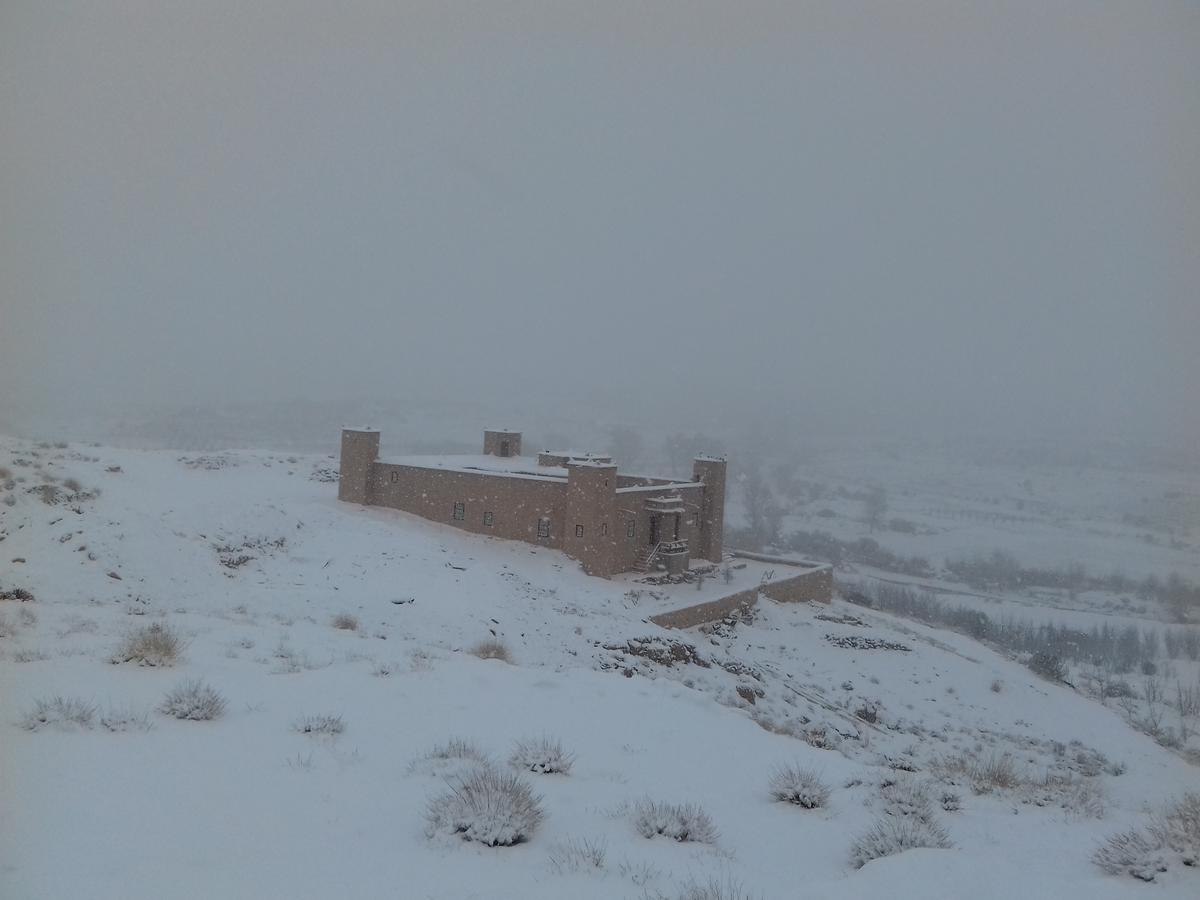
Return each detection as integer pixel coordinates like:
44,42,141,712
863,486,888,532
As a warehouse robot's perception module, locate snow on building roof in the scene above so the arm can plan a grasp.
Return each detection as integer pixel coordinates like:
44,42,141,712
379,454,568,481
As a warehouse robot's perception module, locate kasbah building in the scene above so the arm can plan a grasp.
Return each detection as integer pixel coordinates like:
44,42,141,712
337,427,727,579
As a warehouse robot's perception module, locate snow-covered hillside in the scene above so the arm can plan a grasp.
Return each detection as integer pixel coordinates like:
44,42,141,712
1,438,1196,899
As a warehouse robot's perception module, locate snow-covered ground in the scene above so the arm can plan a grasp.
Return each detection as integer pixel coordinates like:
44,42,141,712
1,437,1197,899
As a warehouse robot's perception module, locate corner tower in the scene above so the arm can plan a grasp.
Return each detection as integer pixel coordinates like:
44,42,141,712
338,427,380,504
562,461,618,578
483,429,522,458
692,455,727,564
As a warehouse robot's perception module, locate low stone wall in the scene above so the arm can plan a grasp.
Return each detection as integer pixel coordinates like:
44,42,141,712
649,587,758,630
760,567,833,604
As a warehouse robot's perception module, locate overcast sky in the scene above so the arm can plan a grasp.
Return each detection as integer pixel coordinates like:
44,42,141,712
1,1,1196,444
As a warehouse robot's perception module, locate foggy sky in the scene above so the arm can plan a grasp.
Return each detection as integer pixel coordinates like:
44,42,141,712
2,2,1197,444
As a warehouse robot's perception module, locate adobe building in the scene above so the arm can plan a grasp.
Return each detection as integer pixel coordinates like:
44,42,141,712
337,427,726,579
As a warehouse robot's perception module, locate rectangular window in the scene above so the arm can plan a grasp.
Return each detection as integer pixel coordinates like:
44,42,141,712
452,502,465,521
601,522,608,536
575,524,584,538
483,511,494,527
537,517,550,539
390,471,399,483
626,521,636,539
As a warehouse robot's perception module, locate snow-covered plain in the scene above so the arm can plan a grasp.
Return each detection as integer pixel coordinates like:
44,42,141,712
1,438,1197,899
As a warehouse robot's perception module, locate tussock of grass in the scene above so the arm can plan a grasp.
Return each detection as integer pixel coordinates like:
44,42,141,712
633,799,718,844
331,613,359,631
768,765,830,809
112,621,184,666
21,696,98,731
470,638,511,662
294,713,344,736
159,679,226,721
424,767,544,846
849,816,952,869
509,736,575,775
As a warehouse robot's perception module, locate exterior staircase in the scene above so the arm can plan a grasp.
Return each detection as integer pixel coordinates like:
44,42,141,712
633,545,660,573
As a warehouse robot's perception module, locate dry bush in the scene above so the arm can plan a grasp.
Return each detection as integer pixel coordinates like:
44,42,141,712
112,621,184,666
159,679,226,720
427,737,491,763
62,477,82,493
633,799,718,844
100,705,155,733
0,612,15,639
768,765,830,809
21,695,97,731
969,753,1022,793
990,679,1003,693
510,736,575,775
881,779,936,823
547,836,607,874
294,713,345,736
1150,793,1200,867
33,483,61,505
331,613,359,631
675,878,760,900
424,767,544,846
1094,829,1169,882
0,466,11,480
471,638,511,662
849,816,952,869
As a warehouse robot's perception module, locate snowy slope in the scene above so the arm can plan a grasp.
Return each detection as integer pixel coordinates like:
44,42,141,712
1,438,1196,899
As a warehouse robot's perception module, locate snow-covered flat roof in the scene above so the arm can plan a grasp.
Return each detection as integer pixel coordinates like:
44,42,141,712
378,454,568,481
616,481,703,493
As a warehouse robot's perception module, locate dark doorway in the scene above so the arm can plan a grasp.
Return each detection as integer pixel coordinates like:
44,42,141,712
649,515,660,545
500,440,510,457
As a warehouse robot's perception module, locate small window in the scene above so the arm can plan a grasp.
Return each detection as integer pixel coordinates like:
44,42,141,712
601,522,608,536
390,471,399,483
626,521,636,539
452,502,465,521
500,440,510,457
483,511,494,527
575,524,584,538
537,517,550,539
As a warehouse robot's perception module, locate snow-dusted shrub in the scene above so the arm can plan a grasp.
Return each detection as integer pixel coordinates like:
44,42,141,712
881,779,936,823
1150,793,1200,867
675,877,760,900
20,695,97,731
331,613,359,631
294,714,344,736
939,790,962,812
424,767,544,846
1093,828,1170,881
427,737,490,763
546,836,607,874
849,816,952,869
1027,651,1066,682
159,679,226,721
510,736,575,775
100,705,154,733
768,765,830,809
471,638,511,662
1094,794,1200,881
633,799,718,844
969,753,1022,793
112,621,184,666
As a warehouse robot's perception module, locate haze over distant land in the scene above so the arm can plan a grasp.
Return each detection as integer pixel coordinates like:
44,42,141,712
1,2,1196,446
